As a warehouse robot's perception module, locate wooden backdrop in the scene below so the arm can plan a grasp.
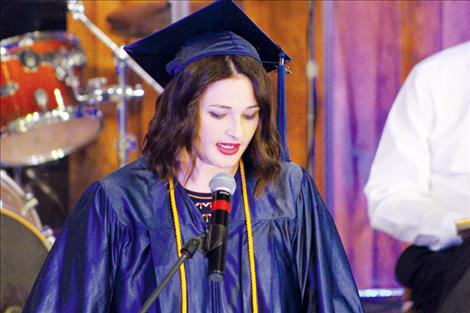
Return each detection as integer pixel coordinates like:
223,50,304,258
66,0,316,208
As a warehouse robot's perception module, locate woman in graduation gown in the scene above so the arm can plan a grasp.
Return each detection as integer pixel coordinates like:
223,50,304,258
24,1,363,312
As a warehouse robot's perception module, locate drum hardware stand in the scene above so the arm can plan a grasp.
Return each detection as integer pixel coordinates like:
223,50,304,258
0,169,38,216
67,0,164,166
10,167,38,214
24,168,68,220
41,225,56,247
18,191,39,217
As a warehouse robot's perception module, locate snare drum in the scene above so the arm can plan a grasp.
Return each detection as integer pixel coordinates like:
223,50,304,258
0,170,52,312
0,31,102,166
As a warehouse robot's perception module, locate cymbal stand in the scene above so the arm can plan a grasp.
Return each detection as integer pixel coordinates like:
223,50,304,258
67,0,164,166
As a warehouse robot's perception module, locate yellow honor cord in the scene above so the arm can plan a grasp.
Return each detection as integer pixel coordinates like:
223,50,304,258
239,160,259,313
168,178,188,313
168,161,258,313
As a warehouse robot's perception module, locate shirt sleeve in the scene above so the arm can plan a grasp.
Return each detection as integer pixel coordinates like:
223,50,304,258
295,169,363,313
364,66,463,251
23,182,125,312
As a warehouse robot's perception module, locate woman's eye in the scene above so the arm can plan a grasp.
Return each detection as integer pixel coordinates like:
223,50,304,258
209,111,226,119
243,112,259,120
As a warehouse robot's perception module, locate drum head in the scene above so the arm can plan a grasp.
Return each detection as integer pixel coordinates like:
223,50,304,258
0,209,49,312
0,109,102,166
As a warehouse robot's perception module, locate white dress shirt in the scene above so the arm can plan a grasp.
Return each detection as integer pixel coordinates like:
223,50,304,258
364,41,470,251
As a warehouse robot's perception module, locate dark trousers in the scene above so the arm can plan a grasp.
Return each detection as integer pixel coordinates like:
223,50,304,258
395,237,470,313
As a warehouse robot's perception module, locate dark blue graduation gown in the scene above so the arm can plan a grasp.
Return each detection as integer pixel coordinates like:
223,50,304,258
23,158,363,312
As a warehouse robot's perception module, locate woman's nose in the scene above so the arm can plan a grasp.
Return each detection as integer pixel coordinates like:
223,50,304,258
226,117,243,140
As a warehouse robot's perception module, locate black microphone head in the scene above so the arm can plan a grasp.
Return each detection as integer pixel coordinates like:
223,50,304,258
209,172,236,195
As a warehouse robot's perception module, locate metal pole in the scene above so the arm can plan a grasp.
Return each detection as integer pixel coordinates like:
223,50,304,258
68,1,163,93
67,0,153,166
116,51,130,167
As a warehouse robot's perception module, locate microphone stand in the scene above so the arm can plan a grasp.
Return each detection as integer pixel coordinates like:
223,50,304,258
139,233,207,313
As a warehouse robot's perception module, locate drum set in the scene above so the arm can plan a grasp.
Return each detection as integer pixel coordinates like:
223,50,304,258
0,29,111,313
0,1,166,311
0,29,96,312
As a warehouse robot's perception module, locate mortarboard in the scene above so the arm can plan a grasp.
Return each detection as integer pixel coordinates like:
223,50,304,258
124,0,290,161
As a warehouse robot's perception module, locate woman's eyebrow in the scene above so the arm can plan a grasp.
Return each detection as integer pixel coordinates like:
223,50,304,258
208,104,259,109
208,104,231,109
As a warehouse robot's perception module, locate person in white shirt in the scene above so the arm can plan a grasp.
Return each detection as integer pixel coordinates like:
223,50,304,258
364,41,470,313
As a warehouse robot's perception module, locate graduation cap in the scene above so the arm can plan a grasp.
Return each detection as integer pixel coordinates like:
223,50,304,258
124,0,290,161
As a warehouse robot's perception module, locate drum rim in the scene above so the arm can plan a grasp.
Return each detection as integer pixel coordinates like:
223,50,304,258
2,106,102,133
0,207,51,251
0,30,81,51
0,106,103,167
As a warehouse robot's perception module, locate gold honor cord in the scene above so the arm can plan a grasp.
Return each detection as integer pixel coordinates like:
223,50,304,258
168,160,258,313
239,160,259,313
168,178,188,313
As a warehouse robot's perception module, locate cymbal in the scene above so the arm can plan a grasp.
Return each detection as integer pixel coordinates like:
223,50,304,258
106,2,171,38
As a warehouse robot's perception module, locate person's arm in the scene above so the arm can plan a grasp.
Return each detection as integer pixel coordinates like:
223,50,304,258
23,182,122,312
364,66,463,251
295,169,363,313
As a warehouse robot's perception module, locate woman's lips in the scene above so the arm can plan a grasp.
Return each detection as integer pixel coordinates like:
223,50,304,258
216,143,240,155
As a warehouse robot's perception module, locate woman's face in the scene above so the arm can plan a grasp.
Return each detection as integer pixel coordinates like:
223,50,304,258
194,74,259,175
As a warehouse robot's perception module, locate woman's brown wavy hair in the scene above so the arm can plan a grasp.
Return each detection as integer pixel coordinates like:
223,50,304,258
143,55,281,194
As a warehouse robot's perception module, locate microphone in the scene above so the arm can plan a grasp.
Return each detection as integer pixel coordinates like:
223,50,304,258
206,172,236,282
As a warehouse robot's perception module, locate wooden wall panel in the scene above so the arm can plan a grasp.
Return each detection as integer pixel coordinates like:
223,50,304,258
67,1,158,208
400,1,442,80
312,1,325,194
243,1,309,168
